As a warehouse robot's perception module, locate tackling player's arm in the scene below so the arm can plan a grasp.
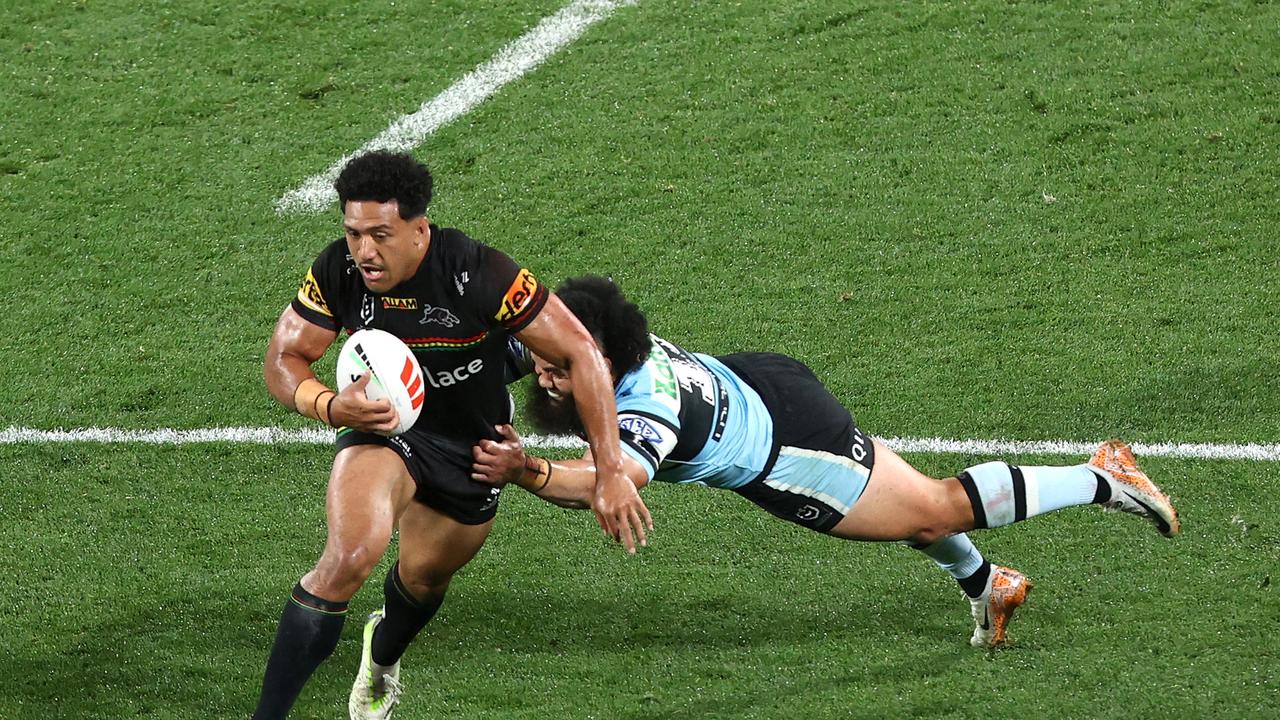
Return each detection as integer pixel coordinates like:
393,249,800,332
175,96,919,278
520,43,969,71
264,305,399,433
513,293,653,553
472,425,649,509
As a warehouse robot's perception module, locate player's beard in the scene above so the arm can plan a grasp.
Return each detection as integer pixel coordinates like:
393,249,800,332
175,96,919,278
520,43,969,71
524,381,585,437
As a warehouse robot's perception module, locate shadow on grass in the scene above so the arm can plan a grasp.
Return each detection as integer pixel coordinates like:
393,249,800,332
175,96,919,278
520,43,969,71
3,579,970,719
1,591,275,719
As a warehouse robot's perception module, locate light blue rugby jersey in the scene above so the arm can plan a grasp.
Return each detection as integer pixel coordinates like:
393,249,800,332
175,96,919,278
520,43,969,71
614,335,773,489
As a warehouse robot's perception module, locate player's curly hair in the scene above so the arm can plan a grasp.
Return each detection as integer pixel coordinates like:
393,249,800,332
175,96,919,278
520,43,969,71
555,275,651,379
334,150,433,219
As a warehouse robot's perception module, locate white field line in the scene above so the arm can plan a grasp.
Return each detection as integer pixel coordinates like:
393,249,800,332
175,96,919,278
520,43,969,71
0,426,587,450
3,426,1277,461
276,0,637,215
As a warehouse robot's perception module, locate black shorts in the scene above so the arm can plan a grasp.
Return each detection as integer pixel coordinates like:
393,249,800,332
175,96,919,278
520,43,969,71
336,427,502,525
716,352,875,533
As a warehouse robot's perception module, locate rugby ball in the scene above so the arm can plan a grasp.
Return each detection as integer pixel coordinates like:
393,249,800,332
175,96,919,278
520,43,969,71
336,329,425,436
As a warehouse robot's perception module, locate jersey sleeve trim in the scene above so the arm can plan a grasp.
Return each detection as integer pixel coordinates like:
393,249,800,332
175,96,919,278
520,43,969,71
291,268,340,331
495,268,549,332
290,299,341,331
616,410,679,481
619,440,659,480
296,268,332,316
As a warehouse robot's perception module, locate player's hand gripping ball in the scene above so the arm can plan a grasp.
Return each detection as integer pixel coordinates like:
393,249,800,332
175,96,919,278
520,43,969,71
336,329,425,435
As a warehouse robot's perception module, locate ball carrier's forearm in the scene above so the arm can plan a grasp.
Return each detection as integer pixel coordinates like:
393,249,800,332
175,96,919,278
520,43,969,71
264,306,398,433
510,296,627,492
564,352,628,489
264,343,321,410
511,296,652,550
292,378,338,426
265,308,340,424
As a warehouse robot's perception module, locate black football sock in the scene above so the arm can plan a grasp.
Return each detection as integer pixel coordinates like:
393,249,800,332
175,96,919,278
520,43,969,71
910,534,991,599
958,560,994,600
252,583,348,720
371,561,444,667
1091,469,1113,503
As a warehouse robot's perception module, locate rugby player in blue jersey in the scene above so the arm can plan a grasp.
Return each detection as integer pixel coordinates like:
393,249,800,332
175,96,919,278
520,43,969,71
472,275,1181,648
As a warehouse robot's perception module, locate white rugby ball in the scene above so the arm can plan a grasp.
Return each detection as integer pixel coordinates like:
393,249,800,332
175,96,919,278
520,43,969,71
336,328,425,436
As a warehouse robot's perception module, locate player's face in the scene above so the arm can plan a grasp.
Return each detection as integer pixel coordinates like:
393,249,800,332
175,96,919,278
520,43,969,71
343,200,429,293
532,354,573,403
525,354,584,435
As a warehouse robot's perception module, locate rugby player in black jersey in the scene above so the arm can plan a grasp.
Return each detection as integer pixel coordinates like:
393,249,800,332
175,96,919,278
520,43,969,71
252,152,650,720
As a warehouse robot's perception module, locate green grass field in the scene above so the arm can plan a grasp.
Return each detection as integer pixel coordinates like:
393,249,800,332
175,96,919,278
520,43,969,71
2,1,1277,717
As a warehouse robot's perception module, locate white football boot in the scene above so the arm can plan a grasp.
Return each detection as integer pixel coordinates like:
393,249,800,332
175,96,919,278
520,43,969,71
349,608,402,720
969,565,1032,648
1088,439,1181,538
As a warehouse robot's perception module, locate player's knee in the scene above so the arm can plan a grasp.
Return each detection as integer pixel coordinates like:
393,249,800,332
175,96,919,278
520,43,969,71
941,476,979,531
315,543,382,587
396,564,455,600
907,487,971,544
908,513,966,545
909,526,946,546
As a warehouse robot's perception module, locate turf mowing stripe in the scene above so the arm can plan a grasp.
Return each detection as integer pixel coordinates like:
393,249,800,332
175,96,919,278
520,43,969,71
3,426,1277,461
276,0,638,214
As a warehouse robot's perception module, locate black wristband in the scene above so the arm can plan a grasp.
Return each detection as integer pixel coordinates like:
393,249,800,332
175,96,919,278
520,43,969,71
537,459,553,492
324,393,338,427
524,456,551,492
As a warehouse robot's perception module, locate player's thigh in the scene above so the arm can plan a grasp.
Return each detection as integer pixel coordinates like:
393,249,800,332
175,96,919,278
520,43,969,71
396,500,494,594
326,443,417,539
828,440,961,541
306,444,416,596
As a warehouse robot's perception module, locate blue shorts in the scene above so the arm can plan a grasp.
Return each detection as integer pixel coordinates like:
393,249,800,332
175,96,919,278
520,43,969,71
717,353,875,533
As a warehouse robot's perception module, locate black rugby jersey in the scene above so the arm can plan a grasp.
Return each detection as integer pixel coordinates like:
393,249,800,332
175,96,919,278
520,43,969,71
290,225,548,442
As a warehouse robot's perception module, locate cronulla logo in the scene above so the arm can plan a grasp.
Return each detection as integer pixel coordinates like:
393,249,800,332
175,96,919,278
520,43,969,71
419,305,460,328
619,417,663,444
796,505,821,522
423,358,485,389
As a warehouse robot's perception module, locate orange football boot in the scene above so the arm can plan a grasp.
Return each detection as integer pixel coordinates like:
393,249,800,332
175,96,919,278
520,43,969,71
970,566,1033,648
1089,439,1181,538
